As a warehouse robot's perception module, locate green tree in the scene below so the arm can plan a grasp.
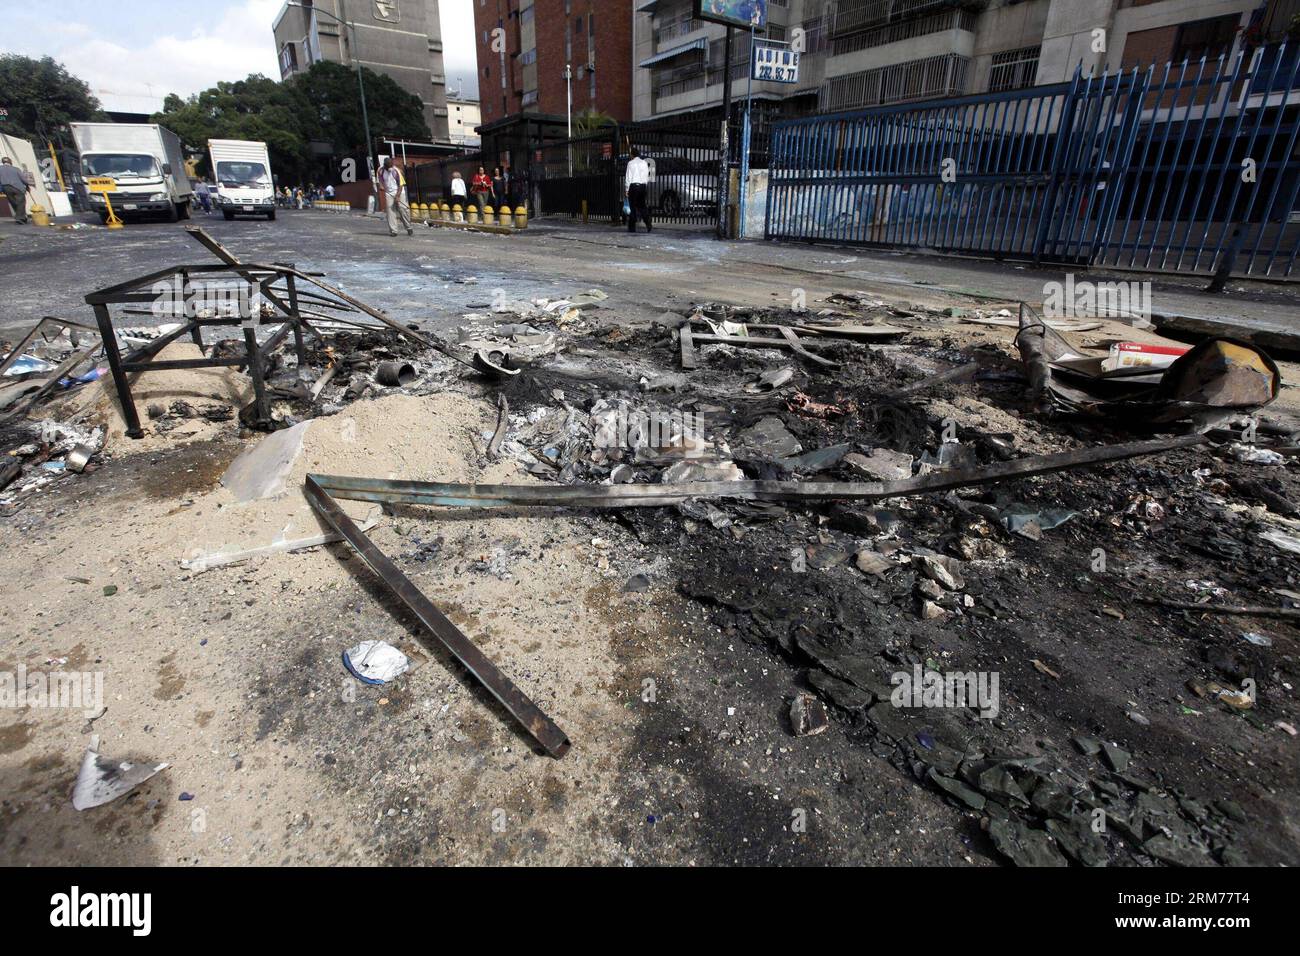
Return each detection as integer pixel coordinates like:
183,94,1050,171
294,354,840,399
574,108,616,139
0,55,104,145
152,62,430,186
153,74,313,183
292,60,431,155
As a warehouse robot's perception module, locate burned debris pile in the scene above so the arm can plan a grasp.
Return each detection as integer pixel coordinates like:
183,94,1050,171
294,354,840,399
4,236,1297,867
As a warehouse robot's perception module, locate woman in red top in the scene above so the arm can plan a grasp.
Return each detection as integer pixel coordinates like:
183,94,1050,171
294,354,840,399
470,167,493,215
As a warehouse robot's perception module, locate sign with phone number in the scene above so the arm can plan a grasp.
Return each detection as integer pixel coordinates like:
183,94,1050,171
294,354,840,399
753,46,800,84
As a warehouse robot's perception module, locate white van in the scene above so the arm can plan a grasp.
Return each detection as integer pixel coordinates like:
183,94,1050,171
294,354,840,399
208,139,276,221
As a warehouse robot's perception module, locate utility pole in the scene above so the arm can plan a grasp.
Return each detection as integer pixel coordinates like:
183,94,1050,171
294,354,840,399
291,1,375,186
565,64,574,176
338,1,375,186
718,25,734,239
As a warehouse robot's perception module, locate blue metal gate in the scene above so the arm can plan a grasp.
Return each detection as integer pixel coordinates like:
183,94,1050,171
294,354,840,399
766,43,1300,280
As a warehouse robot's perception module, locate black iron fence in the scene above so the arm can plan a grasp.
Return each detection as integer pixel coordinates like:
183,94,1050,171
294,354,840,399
528,112,772,227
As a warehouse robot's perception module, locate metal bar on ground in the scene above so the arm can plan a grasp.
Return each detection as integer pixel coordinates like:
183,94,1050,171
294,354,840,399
308,434,1208,510
302,476,572,759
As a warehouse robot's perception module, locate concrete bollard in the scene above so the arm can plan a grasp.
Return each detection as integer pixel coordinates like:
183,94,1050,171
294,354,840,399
498,206,513,228
514,205,528,229
483,205,496,225
467,205,480,224
452,203,464,223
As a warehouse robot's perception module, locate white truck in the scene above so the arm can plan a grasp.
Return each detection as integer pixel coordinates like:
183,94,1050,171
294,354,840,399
208,139,276,221
70,122,194,223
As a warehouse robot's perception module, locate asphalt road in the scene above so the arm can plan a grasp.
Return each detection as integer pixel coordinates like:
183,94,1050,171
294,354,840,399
1,208,1295,341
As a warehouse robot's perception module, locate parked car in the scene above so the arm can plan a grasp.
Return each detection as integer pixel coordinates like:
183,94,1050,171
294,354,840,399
617,152,718,217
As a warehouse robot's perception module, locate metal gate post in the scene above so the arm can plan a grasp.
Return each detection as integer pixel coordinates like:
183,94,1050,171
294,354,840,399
1032,68,1083,265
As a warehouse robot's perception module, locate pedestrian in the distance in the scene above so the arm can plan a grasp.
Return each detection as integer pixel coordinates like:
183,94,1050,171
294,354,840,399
325,184,335,200
0,157,32,224
194,180,212,214
450,171,468,208
625,147,652,234
379,157,413,237
471,166,493,216
492,167,508,208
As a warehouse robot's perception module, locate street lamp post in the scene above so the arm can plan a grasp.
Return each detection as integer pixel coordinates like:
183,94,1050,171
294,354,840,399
288,0,375,182
564,64,573,139
564,64,573,177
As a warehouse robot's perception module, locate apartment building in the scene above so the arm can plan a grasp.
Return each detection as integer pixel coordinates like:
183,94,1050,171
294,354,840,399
447,96,484,147
633,0,1280,121
272,0,451,141
473,0,635,128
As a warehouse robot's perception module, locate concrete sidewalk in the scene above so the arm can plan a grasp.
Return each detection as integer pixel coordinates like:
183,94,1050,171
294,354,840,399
532,220,1299,350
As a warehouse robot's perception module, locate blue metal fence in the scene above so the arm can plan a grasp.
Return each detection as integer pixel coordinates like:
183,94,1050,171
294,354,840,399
766,42,1300,280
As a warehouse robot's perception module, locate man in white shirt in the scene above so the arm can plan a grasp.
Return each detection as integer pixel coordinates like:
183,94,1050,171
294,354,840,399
624,147,652,234
378,158,413,237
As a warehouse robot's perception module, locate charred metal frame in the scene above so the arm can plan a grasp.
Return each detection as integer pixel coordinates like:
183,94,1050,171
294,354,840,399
84,262,314,438
82,227,445,441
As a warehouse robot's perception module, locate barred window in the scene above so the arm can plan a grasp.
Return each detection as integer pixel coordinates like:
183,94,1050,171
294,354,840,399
989,45,1040,93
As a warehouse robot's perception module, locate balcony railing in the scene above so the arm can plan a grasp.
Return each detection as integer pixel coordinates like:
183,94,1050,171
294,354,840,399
821,52,970,110
829,0,986,38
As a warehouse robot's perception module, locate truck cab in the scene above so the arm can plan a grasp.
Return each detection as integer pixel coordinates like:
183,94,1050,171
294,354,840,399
70,123,193,223
209,140,276,221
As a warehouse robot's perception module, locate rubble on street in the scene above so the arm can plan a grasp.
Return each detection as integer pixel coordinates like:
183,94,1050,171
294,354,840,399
2,230,1298,874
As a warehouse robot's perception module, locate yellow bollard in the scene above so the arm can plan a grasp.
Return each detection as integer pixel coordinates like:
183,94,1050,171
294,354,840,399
452,203,464,223
417,202,427,220
498,206,513,228
28,203,50,226
514,205,528,229
467,205,481,224
483,205,496,225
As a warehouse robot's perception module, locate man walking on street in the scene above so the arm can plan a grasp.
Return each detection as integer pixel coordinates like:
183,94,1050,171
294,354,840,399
0,157,32,225
379,157,413,237
625,148,651,234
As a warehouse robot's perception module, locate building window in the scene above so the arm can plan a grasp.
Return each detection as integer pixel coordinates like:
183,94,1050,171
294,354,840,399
802,15,829,54
1172,14,1240,62
822,54,970,110
989,45,1040,92
832,9,977,57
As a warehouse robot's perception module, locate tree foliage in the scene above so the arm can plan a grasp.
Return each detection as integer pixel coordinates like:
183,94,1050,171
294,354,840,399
151,62,430,185
0,55,104,145
152,74,312,182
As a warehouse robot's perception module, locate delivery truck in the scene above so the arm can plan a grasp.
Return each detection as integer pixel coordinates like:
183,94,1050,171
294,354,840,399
208,139,276,221
70,123,194,223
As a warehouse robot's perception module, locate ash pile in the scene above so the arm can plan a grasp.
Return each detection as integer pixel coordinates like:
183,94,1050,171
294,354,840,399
468,291,1299,868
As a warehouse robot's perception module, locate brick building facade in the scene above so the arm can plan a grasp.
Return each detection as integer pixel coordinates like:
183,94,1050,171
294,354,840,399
473,0,634,129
